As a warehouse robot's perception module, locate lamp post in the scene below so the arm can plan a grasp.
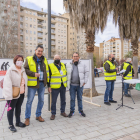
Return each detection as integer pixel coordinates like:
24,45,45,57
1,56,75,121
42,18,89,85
48,0,51,59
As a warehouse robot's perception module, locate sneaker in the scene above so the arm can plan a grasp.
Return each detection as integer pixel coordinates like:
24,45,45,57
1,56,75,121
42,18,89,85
9,125,17,132
79,110,86,117
68,111,74,118
104,102,111,105
109,100,117,103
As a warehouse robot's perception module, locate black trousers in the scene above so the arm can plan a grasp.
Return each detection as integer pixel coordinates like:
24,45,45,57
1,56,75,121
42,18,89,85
51,84,66,115
7,94,24,125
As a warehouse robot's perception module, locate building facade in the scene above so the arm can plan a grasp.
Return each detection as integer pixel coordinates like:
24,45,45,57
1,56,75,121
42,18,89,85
100,37,131,61
20,6,68,58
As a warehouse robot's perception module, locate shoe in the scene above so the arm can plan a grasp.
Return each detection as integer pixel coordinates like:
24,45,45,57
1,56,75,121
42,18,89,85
16,122,26,128
9,125,17,132
104,102,111,105
128,86,133,89
125,94,131,97
109,100,117,103
68,111,74,118
61,112,68,117
24,118,30,126
50,114,55,120
79,110,86,117
36,116,45,122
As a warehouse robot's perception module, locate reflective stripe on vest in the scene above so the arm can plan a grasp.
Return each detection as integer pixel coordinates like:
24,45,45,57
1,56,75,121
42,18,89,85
123,62,132,80
27,56,50,86
49,63,67,89
103,60,116,81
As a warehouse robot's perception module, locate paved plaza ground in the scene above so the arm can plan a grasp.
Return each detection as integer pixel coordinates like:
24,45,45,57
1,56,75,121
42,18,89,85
0,76,140,140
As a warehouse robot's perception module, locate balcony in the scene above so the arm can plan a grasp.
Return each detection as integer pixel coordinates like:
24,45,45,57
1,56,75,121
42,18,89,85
12,15,18,20
38,28,43,32
38,21,43,26
51,41,55,45
38,34,43,38
20,18,23,22
13,8,18,13
51,31,55,34
11,0,17,6
20,39,23,42
20,25,23,28
38,40,43,45
51,24,55,28
20,31,23,35
51,48,55,52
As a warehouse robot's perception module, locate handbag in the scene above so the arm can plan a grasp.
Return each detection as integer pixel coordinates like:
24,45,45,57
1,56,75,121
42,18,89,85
12,73,23,98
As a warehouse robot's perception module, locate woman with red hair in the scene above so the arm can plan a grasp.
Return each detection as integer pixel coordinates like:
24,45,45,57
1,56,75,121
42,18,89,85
3,55,27,132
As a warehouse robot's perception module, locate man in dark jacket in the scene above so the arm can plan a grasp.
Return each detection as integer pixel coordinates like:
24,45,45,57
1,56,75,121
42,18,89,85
24,45,49,126
94,66,99,77
103,54,118,105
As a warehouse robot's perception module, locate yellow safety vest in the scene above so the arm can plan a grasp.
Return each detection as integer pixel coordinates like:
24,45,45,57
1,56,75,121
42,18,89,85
123,62,132,80
49,62,67,89
103,60,116,81
26,56,49,86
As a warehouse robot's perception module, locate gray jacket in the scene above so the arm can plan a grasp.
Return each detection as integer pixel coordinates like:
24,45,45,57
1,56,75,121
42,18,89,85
66,60,89,89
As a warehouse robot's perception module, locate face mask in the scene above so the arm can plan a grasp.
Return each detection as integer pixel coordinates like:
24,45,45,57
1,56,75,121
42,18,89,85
16,61,23,67
54,59,60,64
112,57,115,62
74,61,78,66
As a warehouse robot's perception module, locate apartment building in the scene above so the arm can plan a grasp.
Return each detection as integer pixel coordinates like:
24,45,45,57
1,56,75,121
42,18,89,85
20,6,68,58
100,37,131,60
0,0,20,58
62,13,87,59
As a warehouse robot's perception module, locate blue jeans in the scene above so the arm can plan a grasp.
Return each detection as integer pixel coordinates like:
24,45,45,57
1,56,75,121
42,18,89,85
94,72,99,77
104,81,115,102
70,85,84,112
25,82,45,119
124,83,129,95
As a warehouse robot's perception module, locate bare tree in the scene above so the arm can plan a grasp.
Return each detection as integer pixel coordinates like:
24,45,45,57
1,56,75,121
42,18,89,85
0,0,22,58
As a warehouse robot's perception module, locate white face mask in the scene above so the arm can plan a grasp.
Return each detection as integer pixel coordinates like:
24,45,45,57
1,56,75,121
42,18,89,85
16,61,23,67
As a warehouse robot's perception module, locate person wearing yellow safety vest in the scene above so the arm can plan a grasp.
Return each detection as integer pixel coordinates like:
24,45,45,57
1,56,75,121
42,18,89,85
48,55,68,120
121,58,134,97
24,45,49,126
104,54,118,106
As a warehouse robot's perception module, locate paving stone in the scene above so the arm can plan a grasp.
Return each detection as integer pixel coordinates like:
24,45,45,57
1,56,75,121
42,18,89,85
71,135,88,140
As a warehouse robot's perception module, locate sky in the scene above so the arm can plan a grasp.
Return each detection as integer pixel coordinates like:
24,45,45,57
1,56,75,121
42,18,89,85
21,0,120,47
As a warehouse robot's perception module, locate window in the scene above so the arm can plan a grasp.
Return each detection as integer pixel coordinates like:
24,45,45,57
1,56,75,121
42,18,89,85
58,29,60,33
34,19,36,22
33,12,36,15
26,17,28,20
30,37,32,41
30,50,32,53
44,38,46,41
34,31,36,35
61,41,63,44
26,43,28,46
73,32,74,35
64,41,66,44
30,24,32,27
58,24,60,27
61,46,63,49
61,35,63,38
64,25,66,28
26,36,28,40
61,30,63,33
58,40,60,44
58,35,60,38
34,37,36,41
64,30,66,33
26,30,28,34
61,24,63,27
26,49,28,53
73,38,74,40
26,23,28,27
30,18,32,21
30,43,32,46
30,12,32,15
34,25,36,28
30,31,32,34
58,46,60,49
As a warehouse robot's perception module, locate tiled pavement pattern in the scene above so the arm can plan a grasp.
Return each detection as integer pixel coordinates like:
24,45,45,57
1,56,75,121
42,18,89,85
0,76,140,140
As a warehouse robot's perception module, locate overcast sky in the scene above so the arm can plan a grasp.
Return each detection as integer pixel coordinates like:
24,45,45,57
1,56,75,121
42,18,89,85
21,0,120,46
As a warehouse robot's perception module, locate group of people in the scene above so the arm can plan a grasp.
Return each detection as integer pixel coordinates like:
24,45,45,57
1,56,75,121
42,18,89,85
2,45,89,132
103,54,134,106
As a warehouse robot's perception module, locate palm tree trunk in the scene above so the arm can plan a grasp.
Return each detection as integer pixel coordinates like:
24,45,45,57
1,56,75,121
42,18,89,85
87,52,98,96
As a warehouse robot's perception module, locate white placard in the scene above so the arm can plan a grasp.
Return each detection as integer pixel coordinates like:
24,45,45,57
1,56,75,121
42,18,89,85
0,59,92,99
